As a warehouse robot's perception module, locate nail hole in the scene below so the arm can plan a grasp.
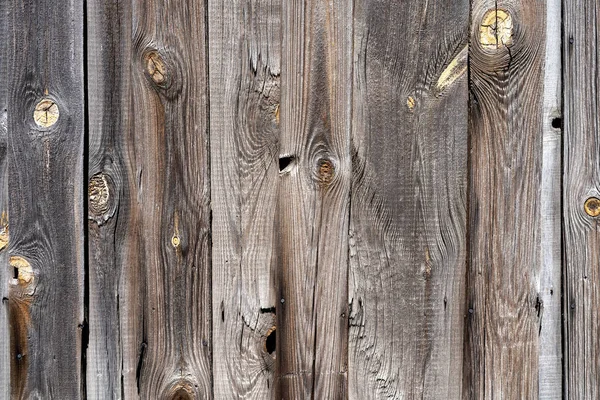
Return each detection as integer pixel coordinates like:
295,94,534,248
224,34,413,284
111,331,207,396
551,117,562,129
279,156,295,172
265,327,276,354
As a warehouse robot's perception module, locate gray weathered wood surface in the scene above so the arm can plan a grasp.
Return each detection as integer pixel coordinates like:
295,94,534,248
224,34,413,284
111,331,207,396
3,0,600,398
208,0,280,397
349,0,469,398
4,0,85,398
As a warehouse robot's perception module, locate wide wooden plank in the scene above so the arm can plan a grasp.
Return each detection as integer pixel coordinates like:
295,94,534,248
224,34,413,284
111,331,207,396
465,1,546,397
539,0,562,396
5,0,85,397
563,0,600,397
126,0,212,397
85,0,134,397
277,0,353,398
208,0,280,397
349,0,469,398
0,3,10,396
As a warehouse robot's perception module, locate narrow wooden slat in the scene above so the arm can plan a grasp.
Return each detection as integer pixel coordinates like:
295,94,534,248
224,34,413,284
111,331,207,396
127,0,212,397
0,3,10,396
208,0,280,397
5,0,85,397
86,0,134,397
539,0,562,396
465,1,546,397
349,0,469,398
563,0,600,397
277,0,353,397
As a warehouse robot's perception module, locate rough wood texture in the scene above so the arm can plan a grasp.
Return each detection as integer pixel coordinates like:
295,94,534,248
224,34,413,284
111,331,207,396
0,3,10,396
277,0,352,398
5,0,85,398
539,0,562,397
349,0,469,398
124,0,213,397
465,1,546,398
208,0,280,398
86,0,133,397
563,0,600,397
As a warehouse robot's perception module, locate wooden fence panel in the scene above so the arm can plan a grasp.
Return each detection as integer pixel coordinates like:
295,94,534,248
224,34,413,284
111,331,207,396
563,0,600,397
277,0,353,398
208,0,280,398
86,0,135,397
466,0,547,397
348,0,469,398
539,0,562,396
4,0,85,398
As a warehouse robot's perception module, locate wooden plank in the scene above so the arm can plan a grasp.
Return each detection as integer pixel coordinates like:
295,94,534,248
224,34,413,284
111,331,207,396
277,0,352,398
85,0,134,397
208,0,280,397
539,0,562,396
0,2,10,396
465,1,546,397
126,0,212,397
348,0,469,398
5,0,85,397
563,0,600,397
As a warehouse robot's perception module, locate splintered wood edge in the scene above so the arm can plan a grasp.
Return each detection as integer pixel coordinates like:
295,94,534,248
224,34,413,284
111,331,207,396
0,211,7,251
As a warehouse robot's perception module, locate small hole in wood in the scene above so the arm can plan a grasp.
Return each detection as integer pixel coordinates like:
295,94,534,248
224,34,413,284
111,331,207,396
265,327,276,354
13,267,18,280
551,117,562,129
279,155,295,172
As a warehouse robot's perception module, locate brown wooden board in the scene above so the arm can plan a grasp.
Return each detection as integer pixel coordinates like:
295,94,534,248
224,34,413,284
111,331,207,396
563,0,600,397
465,1,546,397
348,0,469,398
277,0,353,398
4,0,85,397
208,0,280,397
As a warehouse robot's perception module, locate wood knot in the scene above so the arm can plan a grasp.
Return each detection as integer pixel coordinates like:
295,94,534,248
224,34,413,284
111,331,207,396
33,99,59,128
479,9,513,49
145,51,167,84
317,158,335,185
88,174,111,223
584,197,600,217
406,96,416,111
0,211,8,251
10,256,33,285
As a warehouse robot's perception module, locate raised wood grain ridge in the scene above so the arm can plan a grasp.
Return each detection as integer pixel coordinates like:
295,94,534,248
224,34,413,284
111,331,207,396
208,0,280,397
563,0,600,397
277,0,353,398
5,0,85,398
349,0,469,398
465,1,547,398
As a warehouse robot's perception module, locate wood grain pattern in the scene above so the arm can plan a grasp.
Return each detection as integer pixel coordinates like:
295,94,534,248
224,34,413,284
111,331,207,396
539,0,562,397
563,0,600,397
349,0,469,398
126,0,212,397
0,3,10,395
277,0,352,398
5,0,85,398
208,0,280,398
86,0,134,397
465,1,546,397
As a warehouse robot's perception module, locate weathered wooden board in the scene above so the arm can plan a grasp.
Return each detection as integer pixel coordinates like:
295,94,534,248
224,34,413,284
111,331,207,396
348,0,469,398
86,0,134,397
465,1,546,397
0,2,10,396
277,0,353,398
4,0,85,398
208,0,280,398
563,0,600,397
123,0,212,397
539,0,562,397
